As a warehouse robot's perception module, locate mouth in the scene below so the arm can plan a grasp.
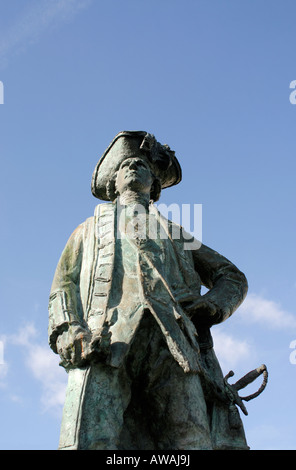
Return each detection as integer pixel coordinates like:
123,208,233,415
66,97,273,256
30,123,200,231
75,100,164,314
125,170,138,178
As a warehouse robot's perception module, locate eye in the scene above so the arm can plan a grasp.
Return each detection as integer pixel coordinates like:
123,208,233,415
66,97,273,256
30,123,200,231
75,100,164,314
136,161,148,168
121,161,130,168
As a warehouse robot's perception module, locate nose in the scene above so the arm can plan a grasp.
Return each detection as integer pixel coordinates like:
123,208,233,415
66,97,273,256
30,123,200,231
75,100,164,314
129,159,141,170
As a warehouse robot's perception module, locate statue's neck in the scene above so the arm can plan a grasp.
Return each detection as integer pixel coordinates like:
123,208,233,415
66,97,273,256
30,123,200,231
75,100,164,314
118,191,150,211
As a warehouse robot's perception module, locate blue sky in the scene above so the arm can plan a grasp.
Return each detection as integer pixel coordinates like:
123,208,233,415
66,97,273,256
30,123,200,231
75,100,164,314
0,0,295,450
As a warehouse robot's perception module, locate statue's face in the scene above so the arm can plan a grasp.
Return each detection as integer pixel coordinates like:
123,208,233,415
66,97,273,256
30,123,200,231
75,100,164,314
115,157,153,196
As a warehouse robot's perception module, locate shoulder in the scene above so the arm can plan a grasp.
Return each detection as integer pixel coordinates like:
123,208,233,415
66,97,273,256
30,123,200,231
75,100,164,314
68,203,115,241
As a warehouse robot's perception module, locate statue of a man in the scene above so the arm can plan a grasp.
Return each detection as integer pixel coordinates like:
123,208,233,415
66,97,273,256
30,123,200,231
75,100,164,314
48,131,249,450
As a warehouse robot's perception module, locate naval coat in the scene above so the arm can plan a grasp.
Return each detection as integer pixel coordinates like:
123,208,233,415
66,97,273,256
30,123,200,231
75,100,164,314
49,201,249,449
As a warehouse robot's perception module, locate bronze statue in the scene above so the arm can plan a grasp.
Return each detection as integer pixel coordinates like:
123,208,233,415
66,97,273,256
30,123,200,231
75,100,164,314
48,131,266,450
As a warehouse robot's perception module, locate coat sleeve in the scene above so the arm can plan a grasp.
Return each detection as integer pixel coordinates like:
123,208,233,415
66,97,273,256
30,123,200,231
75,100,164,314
48,223,85,353
191,242,248,324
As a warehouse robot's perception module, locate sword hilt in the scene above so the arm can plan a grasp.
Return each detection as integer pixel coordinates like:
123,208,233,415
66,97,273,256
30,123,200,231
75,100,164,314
238,364,268,402
224,364,268,415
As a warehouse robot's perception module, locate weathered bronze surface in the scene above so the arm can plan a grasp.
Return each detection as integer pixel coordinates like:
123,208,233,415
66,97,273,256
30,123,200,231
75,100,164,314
48,131,266,450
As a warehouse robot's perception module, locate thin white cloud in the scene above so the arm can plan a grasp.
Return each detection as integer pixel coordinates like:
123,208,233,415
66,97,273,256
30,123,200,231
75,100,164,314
238,293,296,330
0,362,9,387
9,323,67,415
212,329,252,373
26,343,67,414
0,335,8,387
0,0,92,67
246,423,289,450
10,322,38,347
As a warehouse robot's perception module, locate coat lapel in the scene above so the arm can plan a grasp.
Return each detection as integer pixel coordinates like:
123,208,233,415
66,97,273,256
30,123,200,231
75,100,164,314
86,203,116,333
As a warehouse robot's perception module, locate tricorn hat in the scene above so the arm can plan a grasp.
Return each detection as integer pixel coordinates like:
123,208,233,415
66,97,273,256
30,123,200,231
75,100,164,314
91,131,182,201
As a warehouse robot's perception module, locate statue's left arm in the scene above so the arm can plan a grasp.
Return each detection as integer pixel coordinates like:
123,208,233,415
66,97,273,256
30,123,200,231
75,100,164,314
191,243,248,325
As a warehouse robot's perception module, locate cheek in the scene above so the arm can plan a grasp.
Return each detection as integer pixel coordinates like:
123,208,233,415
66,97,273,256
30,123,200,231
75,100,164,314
116,170,125,186
148,174,154,186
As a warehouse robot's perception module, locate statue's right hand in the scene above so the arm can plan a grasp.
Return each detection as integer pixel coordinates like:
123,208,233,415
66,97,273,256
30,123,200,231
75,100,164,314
56,325,92,369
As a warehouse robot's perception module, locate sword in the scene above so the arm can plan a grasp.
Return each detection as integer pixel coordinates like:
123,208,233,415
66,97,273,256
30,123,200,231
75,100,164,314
224,364,268,416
